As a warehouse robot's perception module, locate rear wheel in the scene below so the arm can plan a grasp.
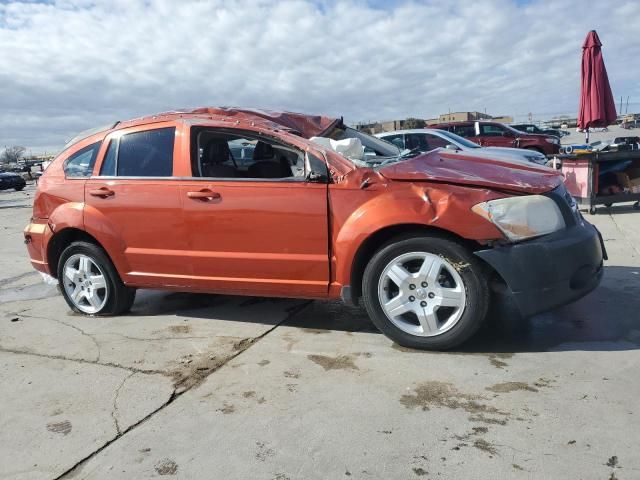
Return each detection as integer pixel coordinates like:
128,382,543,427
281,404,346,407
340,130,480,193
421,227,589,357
57,241,135,315
362,236,489,350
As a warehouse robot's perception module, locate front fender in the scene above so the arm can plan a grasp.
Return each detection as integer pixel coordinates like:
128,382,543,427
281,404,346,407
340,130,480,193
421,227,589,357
330,181,505,288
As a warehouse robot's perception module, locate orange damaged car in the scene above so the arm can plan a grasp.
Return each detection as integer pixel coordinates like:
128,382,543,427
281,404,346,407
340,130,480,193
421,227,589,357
24,108,606,350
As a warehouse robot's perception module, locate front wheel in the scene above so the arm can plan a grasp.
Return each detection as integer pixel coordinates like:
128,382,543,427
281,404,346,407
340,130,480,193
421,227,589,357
362,236,489,350
57,241,135,315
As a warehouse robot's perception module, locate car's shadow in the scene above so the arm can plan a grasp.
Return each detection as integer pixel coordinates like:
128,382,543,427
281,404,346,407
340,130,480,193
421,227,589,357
130,265,640,354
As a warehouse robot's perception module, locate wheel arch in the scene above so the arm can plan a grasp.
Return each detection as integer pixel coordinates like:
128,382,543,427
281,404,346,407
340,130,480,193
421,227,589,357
347,223,481,304
47,228,105,279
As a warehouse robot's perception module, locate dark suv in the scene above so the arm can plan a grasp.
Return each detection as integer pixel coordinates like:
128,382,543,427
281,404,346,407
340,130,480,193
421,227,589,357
429,121,561,156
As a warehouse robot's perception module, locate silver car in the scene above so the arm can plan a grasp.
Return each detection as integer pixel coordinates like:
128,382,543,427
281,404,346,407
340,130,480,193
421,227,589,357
376,129,549,165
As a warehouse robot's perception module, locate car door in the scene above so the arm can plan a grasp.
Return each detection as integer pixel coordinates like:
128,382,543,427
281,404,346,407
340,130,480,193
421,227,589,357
479,124,516,148
176,126,329,298
84,123,190,287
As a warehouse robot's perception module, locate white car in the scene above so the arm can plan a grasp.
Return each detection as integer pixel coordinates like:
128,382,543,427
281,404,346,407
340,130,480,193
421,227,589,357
376,129,549,165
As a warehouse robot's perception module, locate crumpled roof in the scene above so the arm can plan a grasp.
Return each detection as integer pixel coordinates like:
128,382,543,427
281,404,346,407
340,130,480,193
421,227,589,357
165,107,340,139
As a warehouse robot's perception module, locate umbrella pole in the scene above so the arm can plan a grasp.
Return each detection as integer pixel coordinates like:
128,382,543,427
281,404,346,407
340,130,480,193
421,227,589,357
585,127,589,144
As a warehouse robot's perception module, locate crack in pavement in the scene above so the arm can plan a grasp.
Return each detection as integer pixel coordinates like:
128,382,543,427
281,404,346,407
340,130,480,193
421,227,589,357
111,372,136,435
0,346,166,376
48,317,103,362
52,300,312,480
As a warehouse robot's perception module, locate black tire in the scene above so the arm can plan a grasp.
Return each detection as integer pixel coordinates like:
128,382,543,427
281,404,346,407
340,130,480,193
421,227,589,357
362,235,489,350
57,241,136,315
15,185,25,191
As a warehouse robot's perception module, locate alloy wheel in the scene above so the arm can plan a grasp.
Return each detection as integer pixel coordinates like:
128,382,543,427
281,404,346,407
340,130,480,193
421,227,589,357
62,253,108,314
377,251,466,337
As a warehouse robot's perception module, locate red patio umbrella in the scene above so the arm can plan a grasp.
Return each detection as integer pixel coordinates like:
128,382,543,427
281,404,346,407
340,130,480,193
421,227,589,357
577,30,617,143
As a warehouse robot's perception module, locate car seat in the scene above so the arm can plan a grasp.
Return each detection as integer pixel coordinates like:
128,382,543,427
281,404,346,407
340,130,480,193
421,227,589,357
202,138,236,177
247,141,292,178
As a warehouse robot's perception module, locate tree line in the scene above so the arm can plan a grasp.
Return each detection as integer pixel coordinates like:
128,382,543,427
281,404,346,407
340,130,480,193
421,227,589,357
1,146,26,164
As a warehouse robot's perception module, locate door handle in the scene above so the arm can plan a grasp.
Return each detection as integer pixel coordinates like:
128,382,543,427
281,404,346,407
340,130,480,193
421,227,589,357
88,187,115,198
187,189,221,201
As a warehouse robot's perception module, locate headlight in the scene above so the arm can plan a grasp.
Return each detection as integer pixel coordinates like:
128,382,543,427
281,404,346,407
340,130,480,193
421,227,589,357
545,138,559,144
472,195,565,242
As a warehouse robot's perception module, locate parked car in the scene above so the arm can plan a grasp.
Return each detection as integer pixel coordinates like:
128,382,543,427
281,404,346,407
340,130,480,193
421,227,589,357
24,107,604,350
428,121,561,155
621,120,640,130
576,127,609,133
0,171,27,191
376,129,548,165
611,136,640,149
511,123,562,138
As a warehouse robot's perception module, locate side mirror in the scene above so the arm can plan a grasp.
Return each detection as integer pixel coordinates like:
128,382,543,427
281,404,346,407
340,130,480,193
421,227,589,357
445,144,460,151
306,171,326,182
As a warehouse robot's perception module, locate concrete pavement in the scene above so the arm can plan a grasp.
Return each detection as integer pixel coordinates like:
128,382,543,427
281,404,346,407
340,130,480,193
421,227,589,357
1,185,639,479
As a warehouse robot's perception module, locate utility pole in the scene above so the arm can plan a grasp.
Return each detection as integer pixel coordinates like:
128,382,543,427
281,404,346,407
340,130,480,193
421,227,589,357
620,96,623,114
626,96,630,114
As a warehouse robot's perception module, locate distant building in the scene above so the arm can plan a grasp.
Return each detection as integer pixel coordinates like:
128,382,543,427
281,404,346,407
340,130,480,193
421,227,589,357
435,111,513,124
355,119,419,134
355,111,514,134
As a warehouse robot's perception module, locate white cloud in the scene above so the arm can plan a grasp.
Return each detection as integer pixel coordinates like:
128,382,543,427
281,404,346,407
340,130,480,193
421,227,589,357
0,0,638,151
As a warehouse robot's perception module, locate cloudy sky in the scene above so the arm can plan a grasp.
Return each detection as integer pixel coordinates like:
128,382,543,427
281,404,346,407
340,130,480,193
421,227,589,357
1,0,639,153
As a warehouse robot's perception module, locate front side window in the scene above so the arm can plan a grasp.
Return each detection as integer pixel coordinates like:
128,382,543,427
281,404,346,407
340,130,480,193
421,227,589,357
64,142,101,178
423,134,450,149
405,134,431,151
193,129,305,180
100,127,175,177
480,124,506,137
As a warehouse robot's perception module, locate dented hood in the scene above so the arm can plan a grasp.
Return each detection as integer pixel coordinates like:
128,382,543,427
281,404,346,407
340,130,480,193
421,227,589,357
378,149,562,194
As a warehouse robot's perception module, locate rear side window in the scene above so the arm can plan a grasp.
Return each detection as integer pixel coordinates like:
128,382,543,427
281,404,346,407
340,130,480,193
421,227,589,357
100,140,117,176
480,124,505,136
451,124,476,137
64,142,101,178
100,127,175,177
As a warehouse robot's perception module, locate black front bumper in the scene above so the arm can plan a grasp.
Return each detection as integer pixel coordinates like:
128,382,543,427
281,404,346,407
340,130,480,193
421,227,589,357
475,220,605,317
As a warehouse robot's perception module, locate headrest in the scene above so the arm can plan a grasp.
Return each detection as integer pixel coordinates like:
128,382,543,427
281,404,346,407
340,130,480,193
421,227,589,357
253,141,275,161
